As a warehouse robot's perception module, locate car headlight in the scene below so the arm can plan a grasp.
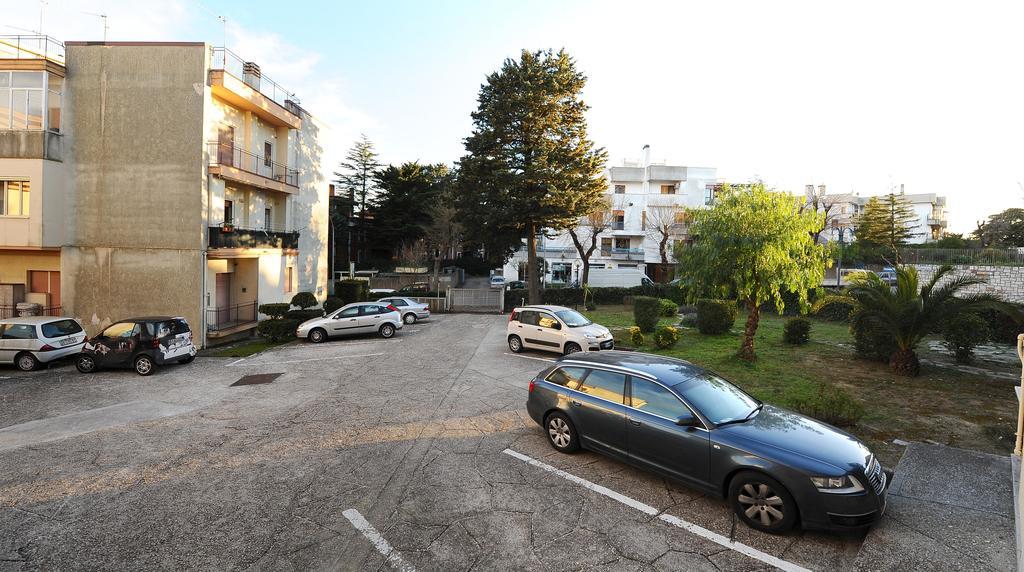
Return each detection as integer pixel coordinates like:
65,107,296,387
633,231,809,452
585,333,597,339
810,475,865,494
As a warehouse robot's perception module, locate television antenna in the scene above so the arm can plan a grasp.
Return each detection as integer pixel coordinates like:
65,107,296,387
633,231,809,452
82,12,109,42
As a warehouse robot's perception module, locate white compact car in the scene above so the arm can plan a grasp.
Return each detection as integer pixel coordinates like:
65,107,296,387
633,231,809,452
376,297,430,324
0,316,88,371
506,305,613,355
296,302,403,343
490,275,506,289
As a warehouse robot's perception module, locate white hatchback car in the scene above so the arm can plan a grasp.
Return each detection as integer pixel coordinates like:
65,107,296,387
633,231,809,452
506,305,613,355
0,316,88,371
296,302,403,343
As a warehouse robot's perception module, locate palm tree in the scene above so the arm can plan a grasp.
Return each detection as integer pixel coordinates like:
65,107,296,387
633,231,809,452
841,265,1011,376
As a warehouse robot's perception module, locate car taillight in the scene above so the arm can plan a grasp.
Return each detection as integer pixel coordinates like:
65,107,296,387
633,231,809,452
509,311,518,322
152,339,160,348
528,379,535,393
39,343,56,351
387,304,398,312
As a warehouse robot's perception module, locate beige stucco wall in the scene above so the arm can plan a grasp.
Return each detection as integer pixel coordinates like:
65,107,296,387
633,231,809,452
0,157,70,248
0,250,60,285
62,43,207,334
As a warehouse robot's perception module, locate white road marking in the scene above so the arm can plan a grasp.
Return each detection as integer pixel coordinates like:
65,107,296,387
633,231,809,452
225,358,247,367
342,509,416,572
502,449,812,572
227,353,385,366
502,353,555,363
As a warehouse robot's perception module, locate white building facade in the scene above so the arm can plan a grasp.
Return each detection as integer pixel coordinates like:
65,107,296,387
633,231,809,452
817,185,948,245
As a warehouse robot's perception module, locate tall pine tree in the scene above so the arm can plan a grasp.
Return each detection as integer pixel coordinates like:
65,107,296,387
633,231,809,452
855,193,918,263
334,135,382,264
457,49,608,303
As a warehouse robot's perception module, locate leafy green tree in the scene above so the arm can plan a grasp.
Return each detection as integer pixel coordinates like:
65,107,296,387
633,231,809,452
837,266,1013,376
973,208,1024,247
334,135,381,264
370,162,452,255
678,183,831,360
855,194,918,262
457,49,608,303
934,232,971,249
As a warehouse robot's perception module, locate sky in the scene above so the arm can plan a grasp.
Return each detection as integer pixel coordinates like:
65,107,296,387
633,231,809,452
7,0,1023,233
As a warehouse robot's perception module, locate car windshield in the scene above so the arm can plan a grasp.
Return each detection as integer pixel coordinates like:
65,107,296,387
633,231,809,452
555,309,591,327
673,372,759,425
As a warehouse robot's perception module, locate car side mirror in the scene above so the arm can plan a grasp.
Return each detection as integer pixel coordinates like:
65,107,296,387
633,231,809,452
553,322,561,330
675,412,700,427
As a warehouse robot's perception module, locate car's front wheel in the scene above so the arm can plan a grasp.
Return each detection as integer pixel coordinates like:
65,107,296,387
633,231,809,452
403,313,416,325
729,471,798,534
563,342,582,355
308,328,327,343
15,352,38,372
508,335,523,353
76,354,97,373
379,324,396,338
134,354,156,376
545,412,580,453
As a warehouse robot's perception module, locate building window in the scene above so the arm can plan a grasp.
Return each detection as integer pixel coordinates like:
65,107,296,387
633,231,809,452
0,71,58,131
0,181,29,217
614,184,625,194
264,207,272,230
264,141,273,167
660,184,675,195
618,264,637,269
223,200,233,225
704,185,717,205
612,210,625,230
614,237,630,249
285,266,294,293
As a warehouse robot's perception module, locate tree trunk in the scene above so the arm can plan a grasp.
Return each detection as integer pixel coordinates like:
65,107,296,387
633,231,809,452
738,301,760,361
581,260,590,287
889,349,920,377
527,225,540,304
660,234,669,264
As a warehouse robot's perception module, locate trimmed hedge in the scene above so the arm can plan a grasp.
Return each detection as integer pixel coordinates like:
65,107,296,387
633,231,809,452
323,296,344,314
258,303,290,319
658,298,678,317
504,283,684,309
695,299,737,335
851,311,897,362
783,317,811,345
290,291,317,309
257,318,299,342
813,296,855,322
633,296,661,333
653,325,680,349
335,280,369,305
286,309,322,323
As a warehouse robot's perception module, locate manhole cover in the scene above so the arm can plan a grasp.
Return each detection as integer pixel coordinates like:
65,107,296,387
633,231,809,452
231,373,282,387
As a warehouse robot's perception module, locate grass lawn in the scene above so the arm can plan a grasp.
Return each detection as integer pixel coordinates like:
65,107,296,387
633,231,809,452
582,305,1019,467
204,338,295,358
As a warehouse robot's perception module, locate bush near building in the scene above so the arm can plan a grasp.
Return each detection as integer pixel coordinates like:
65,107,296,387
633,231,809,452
850,310,898,362
658,298,678,317
783,317,812,345
286,309,322,322
653,325,680,349
504,283,684,309
695,299,737,335
943,313,991,364
633,296,661,333
290,291,318,309
323,296,344,314
257,318,300,343
258,303,290,319
335,280,369,305
813,296,855,322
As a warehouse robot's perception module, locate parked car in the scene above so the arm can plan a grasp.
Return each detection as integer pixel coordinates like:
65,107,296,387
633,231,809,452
0,316,88,371
526,351,890,534
76,316,196,376
507,305,613,355
507,280,526,289
490,275,506,289
376,297,430,324
587,268,655,288
397,282,431,295
369,288,396,296
297,302,403,343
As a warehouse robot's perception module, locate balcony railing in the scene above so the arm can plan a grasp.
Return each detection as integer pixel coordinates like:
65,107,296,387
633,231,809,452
611,221,625,230
0,305,63,319
926,215,948,227
209,225,299,250
210,47,299,110
600,247,645,260
0,35,65,65
206,302,257,332
208,142,298,188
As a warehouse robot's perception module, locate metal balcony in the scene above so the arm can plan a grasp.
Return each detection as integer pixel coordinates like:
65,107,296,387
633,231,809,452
208,225,299,251
208,142,298,191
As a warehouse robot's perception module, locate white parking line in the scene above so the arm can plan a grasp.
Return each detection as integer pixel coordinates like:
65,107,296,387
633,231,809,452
502,353,555,363
342,509,416,572
502,449,812,572
227,353,386,366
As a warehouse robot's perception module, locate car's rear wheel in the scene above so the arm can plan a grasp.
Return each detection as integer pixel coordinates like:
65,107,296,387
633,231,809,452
403,313,416,325
134,354,155,376
508,335,523,353
76,354,96,373
563,342,582,355
379,323,396,338
308,328,327,343
545,412,580,453
729,471,798,534
15,352,38,372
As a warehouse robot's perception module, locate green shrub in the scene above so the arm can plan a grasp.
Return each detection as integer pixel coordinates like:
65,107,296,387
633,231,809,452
850,310,897,362
658,298,678,317
943,313,991,364
813,296,856,322
633,296,661,333
323,296,344,314
286,309,322,323
503,284,687,310
760,288,819,316
695,299,737,335
978,306,1023,345
257,318,299,342
783,317,811,345
628,326,645,347
290,291,317,309
335,280,368,304
258,303,290,319
653,325,680,349
789,383,864,427
585,299,596,311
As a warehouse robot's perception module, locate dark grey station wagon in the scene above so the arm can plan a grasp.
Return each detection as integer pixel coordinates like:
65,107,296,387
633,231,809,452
526,351,889,534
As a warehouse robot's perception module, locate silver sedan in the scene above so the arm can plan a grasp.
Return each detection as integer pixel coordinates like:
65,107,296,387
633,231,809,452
376,297,431,324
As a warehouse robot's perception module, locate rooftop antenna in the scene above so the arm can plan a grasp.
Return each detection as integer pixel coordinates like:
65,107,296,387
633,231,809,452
38,0,47,34
218,15,227,49
83,11,109,42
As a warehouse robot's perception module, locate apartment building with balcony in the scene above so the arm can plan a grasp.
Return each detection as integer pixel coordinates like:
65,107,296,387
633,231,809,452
0,37,330,344
503,146,718,284
816,185,949,244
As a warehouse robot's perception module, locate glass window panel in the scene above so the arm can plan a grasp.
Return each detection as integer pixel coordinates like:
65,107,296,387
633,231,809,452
546,367,587,389
27,90,43,130
0,72,10,87
0,87,9,128
47,73,62,93
6,183,22,216
47,90,60,132
21,185,29,216
11,72,43,88
630,378,689,420
10,90,27,129
0,182,5,214
576,369,626,403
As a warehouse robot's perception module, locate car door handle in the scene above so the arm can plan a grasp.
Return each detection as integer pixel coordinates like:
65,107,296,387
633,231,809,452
628,419,642,426
570,400,581,407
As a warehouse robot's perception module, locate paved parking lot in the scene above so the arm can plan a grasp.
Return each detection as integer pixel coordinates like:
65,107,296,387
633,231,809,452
0,314,868,571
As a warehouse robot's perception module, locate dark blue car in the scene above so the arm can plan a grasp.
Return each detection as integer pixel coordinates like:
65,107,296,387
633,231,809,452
525,351,889,533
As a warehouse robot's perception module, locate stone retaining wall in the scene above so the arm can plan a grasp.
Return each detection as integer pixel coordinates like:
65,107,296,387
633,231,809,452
913,264,1024,304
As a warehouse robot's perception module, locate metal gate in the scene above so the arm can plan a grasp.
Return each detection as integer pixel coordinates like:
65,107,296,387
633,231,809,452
447,288,503,313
